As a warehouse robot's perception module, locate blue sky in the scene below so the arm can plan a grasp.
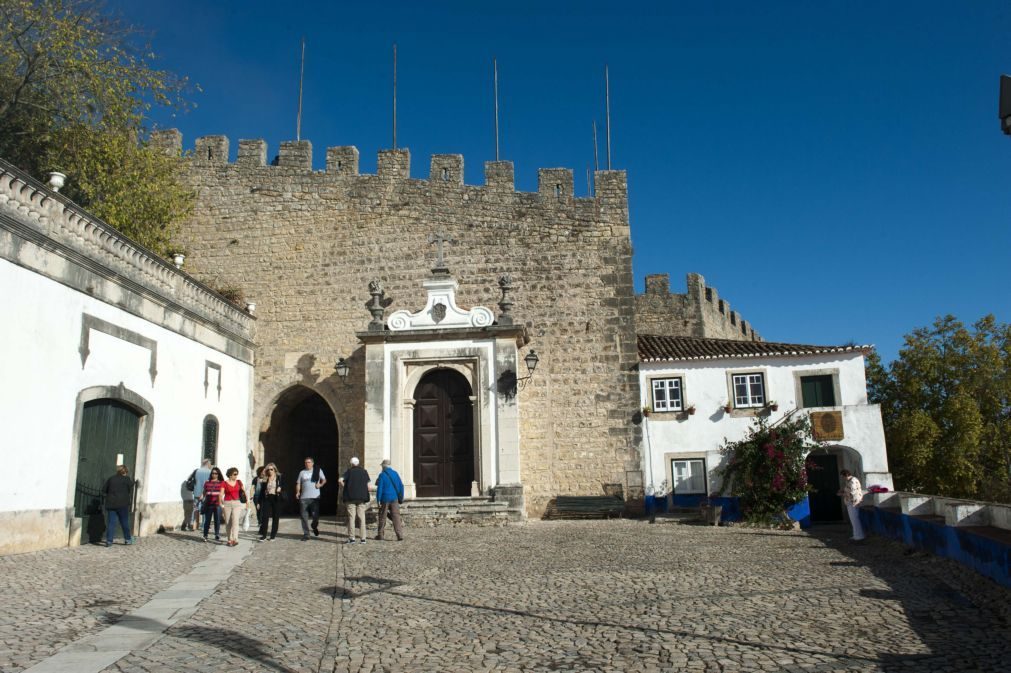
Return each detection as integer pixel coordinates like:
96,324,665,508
111,1,1011,364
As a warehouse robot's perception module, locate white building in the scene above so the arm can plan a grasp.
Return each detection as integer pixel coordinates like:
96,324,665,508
637,334,892,523
0,159,255,554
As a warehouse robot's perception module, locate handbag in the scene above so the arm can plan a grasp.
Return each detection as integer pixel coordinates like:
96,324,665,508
239,481,248,504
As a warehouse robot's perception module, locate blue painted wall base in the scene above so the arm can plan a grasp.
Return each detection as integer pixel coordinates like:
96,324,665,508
644,494,811,528
859,507,1011,589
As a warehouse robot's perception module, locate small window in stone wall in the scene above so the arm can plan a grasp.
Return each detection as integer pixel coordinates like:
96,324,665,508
651,377,683,412
202,415,219,464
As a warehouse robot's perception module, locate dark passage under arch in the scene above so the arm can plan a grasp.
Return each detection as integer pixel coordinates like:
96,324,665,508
261,388,339,515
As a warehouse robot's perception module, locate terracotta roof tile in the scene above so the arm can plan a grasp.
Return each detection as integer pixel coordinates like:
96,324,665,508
637,334,872,362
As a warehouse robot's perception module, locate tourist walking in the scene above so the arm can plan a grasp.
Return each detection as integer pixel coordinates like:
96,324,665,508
103,465,134,547
201,467,224,541
256,463,283,541
839,469,866,541
296,457,326,541
340,457,371,544
250,465,265,527
374,459,405,541
221,467,246,546
180,473,195,531
191,459,212,531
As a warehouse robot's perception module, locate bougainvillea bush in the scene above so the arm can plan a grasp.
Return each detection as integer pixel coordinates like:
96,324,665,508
715,414,816,524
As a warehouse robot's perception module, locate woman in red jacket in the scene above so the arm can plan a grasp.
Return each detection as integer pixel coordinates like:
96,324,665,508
201,467,224,542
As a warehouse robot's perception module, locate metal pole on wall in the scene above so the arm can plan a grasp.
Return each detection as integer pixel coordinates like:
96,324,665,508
392,43,398,149
296,37,306,141
604,64,612,170
493,57,500,161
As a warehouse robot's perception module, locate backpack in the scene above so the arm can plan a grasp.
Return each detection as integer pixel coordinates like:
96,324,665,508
185,469,197,492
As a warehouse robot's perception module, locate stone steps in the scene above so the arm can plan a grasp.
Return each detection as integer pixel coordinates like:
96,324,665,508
399,497,521,526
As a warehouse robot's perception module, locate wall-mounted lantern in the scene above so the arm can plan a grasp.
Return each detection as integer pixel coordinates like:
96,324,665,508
523,349,540,377
172,252,185,269
335,357,350,381
245,301,256,314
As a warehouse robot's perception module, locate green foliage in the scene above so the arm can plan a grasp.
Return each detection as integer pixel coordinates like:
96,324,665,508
868,315,1011,503
715,414,816,524
0,0,193,253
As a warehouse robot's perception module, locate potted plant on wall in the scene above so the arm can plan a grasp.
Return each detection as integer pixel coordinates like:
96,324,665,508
722,401,733,414
642,404,652,418
686,403,696,415
765,400,779,412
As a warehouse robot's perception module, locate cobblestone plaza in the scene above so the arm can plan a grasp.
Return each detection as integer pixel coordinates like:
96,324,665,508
2,520,1008,673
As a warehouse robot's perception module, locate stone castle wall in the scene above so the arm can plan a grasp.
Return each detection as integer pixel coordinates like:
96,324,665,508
156,130,642,516
635,272,761,341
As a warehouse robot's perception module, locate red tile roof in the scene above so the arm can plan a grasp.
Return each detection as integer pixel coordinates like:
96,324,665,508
638,334,872,362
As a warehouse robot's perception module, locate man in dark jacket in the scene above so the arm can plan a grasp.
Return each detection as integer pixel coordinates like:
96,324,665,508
375,459,405,541
339,457,371,544
103,465,134,547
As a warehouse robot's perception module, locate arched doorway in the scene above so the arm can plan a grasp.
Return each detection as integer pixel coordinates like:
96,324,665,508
74,399,142,544
260,387,339,515
413,369,474,497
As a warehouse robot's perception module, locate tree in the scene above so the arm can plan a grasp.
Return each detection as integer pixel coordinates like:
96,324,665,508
868,315,1011,503
0,0,193,253
715,414,816,524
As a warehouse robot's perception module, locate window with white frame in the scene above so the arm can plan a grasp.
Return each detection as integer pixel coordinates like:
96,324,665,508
732,373,766,408
671,458,707,495
651,377,683,412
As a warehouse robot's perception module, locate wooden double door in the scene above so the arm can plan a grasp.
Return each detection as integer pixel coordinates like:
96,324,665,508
413,369,474,498
74,399,140,544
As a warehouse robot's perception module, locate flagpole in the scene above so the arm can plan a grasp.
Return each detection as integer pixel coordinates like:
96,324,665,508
296,37,305,141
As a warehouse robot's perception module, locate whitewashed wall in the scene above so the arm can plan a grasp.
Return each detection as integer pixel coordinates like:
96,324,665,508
0,258,253,551
638,351,892,495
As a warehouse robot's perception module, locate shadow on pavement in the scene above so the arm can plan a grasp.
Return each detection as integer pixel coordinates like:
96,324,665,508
335,575,929,668
808,526,1011,671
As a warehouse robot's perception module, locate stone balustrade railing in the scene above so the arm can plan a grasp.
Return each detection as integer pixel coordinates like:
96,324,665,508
865,490,1011,531
0,158,253,340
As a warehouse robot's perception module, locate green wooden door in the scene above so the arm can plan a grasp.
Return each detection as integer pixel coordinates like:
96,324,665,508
74,400,141,544
801,375,836,408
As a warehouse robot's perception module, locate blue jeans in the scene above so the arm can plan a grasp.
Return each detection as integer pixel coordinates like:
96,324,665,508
106,507,131,544
299,498,319,535
202,502,221,538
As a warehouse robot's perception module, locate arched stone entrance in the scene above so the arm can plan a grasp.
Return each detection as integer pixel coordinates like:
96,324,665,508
413,368,475,497
260,386,339,515
807,445,864,524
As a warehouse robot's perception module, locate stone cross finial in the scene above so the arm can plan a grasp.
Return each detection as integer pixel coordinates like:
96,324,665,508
428,231,456,273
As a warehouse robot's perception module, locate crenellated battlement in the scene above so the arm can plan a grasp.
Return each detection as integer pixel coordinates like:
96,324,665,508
636,272,761,342
149,129,627,206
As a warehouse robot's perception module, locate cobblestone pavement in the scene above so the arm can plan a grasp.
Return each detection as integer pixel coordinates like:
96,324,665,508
4,519,1010,673
0,532,211,673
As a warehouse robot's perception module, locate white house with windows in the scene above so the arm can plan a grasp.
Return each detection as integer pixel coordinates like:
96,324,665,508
0,160,255,554
637,334,892,524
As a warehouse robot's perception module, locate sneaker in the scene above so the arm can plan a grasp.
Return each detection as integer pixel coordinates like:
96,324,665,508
104,541,111,547
202,537,208,542
215,536,221,541
125,539,135,545
258,536,266,541
312,527,319,537
268,537,275,541
374,535,384,541
345,538,356,544
396,536,404,541
359,539,366,545
301,535,310,541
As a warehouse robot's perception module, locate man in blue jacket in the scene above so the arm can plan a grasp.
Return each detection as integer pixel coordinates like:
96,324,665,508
375,459,405,541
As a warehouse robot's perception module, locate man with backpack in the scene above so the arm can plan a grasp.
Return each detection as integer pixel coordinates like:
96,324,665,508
187,459,212,531
295,457,326,541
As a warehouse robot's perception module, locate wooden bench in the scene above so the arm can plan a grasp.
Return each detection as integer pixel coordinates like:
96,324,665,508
542,496,625,520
